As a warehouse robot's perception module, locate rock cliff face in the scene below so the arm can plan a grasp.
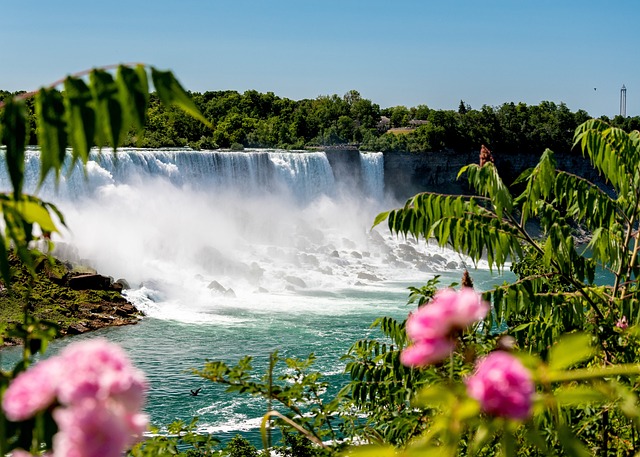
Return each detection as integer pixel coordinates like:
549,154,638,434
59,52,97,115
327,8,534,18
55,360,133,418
383,149,605,200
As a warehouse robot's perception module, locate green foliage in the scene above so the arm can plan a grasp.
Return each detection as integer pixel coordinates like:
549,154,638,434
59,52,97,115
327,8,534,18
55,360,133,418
223,435,260,457
375,121,640,357
192,351,339,447
361,119,640,455
130,418,219,457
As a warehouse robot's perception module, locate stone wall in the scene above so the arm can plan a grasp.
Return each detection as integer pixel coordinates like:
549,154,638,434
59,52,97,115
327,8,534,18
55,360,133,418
383,149,606,200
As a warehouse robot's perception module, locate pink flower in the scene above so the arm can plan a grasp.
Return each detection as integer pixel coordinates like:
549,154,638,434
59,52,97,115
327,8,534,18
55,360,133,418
2,358,61,421
400,337,456,367
56,339,147,410
1,338,148,457
466,351,534,420
445,287,490,329
401,288,488,367
616,316,629,329
53,399,133,457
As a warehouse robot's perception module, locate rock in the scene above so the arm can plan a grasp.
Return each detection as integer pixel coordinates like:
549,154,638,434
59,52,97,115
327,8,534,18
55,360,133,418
224,288,236,298
114,278,131,290
342,238,357,249
446,261,458,270
67,323,90,335
69,274,112,291
351,251,363,259
330,250,340,258
284,276,307,288
115,304,137,317
208,280,227,293
357,272,382,282
430,254,447,263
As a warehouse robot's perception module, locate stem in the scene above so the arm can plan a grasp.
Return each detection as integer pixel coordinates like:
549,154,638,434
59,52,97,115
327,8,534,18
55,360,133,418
546,363,640,383
507,208,608,320
613,212,636,300
266,352,275,454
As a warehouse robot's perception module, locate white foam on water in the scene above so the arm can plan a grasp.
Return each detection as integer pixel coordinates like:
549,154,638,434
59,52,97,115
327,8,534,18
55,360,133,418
2,147,501,325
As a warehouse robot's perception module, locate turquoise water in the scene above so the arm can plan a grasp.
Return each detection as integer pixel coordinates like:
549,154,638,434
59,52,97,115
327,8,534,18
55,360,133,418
1,270,509,443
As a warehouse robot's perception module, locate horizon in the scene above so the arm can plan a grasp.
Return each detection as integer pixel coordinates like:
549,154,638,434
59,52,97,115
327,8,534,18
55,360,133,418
2,1,638,117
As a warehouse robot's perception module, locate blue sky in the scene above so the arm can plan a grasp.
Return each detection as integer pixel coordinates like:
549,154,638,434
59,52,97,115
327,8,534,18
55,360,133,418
2,0,638,116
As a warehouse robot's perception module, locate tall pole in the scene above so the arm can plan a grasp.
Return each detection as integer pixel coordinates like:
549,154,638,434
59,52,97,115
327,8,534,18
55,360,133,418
620,84,627,117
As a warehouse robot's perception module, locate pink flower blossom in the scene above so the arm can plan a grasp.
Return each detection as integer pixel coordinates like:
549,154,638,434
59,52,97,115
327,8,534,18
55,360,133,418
616,316,629,329
56,339,147,410
2,358,61,421
401,288,489,367
400,337,456,367
466,351,534,420
53,399,133,457
1,338,148,457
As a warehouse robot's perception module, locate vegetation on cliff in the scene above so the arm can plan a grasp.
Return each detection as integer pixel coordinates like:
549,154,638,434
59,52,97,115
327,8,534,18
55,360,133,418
0,252,140,346
4,88,639,155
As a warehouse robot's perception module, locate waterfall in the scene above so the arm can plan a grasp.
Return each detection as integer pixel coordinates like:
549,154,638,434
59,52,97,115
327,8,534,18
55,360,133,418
4,148,368,203
359,152,384,201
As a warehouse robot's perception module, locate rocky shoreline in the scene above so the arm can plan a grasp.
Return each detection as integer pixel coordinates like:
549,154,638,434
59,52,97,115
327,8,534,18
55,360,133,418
1,253,142,347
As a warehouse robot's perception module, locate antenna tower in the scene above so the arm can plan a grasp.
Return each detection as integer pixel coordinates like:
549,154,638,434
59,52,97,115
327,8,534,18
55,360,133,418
620,84,627,117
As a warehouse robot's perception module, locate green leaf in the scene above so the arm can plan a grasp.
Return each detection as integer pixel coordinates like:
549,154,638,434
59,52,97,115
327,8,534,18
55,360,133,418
90,69,123,149
64,77,95,166
116,64,149,132
35,87,67,184
372,211,390,228
151,67,212,129
16,201,58,233
557,423,591,457
0,233,10,286
0,98,27,199
413,384,455,408
343,445,397,457
548,333,594,371
554,385,608,406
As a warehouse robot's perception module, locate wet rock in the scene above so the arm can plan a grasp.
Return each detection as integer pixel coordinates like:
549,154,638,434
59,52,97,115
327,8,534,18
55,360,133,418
351,251,363,259
224,288,236,298
67,323,90,335
115,304,137,317
114,278,130,290
446,261,458,270
299,253,320,267
330,250,340,258
284,276,307,288
430,254,447,263
208,280,227,293
357,272,382,282
342,238,356,249
69,274,112,291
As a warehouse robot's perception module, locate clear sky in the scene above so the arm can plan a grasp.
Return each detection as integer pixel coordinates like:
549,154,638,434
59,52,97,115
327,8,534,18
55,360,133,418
2,0,638,117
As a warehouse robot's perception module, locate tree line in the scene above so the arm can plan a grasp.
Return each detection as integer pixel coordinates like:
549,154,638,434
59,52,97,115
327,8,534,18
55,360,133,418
2,88,639,156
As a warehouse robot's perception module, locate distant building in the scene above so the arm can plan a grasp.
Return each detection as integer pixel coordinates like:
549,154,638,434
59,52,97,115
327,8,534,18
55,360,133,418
408,119,429,127
620,84,627,117
377,116,391,131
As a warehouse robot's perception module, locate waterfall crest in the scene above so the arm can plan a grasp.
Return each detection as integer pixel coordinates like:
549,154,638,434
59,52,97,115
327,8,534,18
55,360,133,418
4,147,383,203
